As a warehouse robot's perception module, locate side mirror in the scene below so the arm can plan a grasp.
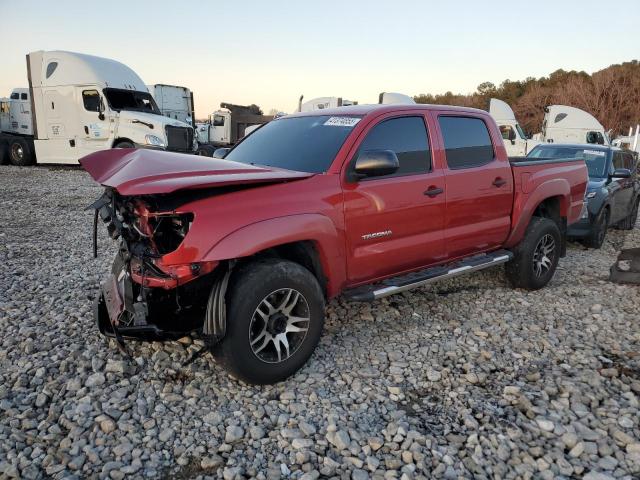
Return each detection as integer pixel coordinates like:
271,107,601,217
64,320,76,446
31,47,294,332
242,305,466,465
351,149,399,181
98,97,105,121
611,168,631,179
508,129,516,141
213,147,230,159
586,132,598,144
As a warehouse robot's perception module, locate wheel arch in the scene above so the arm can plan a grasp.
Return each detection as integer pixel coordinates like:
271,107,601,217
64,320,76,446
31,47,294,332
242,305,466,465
112,137,135,148
202,214,346,298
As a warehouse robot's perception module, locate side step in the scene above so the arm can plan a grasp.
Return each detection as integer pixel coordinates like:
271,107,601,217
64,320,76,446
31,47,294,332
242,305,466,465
344,249,513,302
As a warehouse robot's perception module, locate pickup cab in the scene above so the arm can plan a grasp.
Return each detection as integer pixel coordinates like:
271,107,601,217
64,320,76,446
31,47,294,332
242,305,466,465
81,104,587,384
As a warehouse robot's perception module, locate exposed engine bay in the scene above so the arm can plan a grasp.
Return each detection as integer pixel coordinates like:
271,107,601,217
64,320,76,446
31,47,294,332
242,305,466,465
89,188,225,345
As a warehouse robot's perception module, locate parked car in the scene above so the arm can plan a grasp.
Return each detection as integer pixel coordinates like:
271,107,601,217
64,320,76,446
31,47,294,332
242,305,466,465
81,104,587,384
527,144,639,248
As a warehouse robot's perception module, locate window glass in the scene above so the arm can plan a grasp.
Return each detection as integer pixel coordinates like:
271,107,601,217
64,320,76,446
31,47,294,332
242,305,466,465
104,88,160,114
10,93,18,100
613,152,625,170
439,116,494,169
213,115,225,127
82,90,101,112
224,115,357,174
355,116,431,178
623,153,636,171
20,93,28,100
46,62,58,79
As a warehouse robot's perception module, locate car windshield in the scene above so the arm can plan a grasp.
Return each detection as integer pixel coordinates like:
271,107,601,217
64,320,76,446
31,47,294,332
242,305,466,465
104,88,161,115
528,146,608,178
224,115,361,173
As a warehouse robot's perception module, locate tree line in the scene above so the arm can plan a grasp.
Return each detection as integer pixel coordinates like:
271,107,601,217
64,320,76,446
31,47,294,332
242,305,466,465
414,60,640,137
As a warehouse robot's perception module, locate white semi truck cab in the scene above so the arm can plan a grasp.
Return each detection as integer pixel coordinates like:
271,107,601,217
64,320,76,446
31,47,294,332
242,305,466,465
0,50,196,166
489,98,537,156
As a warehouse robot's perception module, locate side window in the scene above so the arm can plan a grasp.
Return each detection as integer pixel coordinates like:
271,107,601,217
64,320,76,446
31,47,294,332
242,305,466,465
439,116,494,169
356,116,431,178
624,153,636,171
612,152,625,170
82,90,101,112
20,93,28,100
499,125,514,140
213,115,225,126
10,92,18,100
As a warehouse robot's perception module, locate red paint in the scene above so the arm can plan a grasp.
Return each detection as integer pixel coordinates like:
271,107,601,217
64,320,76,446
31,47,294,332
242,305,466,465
81,104,587,297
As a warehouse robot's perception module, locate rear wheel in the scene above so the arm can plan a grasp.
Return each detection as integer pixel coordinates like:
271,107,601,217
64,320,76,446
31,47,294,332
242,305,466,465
0,141,7,165
584,208,609,248
619,199,639,230
214,259,325,384
8,137,34,166
505,217,561,290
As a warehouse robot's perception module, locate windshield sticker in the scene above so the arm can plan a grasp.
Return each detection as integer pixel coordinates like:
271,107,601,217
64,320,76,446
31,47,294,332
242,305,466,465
324,117,361,127
583,150,606,157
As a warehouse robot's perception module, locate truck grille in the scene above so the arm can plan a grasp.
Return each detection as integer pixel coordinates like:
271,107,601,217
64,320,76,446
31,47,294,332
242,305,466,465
165,125,193,152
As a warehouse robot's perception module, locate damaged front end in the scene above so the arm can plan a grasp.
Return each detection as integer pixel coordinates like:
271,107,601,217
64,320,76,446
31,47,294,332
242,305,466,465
90,188,226,344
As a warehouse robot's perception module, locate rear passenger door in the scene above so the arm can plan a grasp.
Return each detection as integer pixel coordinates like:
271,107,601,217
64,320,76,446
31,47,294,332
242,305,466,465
436,115,514,258
343,114,446,283
610,151,635,222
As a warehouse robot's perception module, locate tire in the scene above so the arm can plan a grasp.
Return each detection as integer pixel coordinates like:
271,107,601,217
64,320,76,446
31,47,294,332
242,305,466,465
8,137,34,166
505,217,561,290
195,144,215,157
114,141,135,149
214,258,325,384
584,208,609,248
0,141,8,165
618,199,639,231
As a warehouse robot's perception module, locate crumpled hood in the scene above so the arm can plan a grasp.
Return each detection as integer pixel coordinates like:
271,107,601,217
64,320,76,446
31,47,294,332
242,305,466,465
79,148,314,196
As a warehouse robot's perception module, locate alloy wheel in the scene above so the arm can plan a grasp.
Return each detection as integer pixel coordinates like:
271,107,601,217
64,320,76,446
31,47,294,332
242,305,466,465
532,234,555,278
249,288,310,363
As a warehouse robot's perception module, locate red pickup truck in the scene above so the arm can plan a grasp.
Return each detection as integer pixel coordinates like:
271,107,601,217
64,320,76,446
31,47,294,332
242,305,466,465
81,104,587,384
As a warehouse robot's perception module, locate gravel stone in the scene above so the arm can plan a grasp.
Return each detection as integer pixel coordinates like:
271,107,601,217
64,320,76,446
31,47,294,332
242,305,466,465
1,166,639,478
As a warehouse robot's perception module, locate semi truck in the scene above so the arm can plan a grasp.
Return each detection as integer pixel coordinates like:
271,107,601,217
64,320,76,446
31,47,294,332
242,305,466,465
0,50,196,166
147,84,195,127
195,103,273,156
297,92,414,113
489,98,610,157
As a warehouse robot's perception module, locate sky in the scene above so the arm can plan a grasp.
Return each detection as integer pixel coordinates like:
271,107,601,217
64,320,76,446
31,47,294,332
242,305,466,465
1,0,638,118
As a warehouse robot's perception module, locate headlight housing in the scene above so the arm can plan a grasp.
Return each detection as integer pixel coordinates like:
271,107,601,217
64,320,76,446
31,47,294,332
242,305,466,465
145,134,166,148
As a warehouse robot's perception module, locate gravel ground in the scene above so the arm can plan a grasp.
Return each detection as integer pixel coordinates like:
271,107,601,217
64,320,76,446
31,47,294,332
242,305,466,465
1,165,639,480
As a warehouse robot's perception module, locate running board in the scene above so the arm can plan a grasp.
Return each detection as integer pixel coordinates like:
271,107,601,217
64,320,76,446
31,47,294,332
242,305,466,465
344,249,513,302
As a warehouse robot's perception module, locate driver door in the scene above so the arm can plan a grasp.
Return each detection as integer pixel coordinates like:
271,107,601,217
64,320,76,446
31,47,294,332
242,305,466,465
75,88,112,156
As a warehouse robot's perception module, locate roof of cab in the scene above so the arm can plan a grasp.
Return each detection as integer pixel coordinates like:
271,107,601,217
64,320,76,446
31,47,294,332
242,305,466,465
283,103,489,119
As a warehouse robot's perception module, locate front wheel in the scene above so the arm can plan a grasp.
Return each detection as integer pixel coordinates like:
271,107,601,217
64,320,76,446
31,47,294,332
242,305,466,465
214,259,325,384
195,144,215,157
114,141,135,149
505,217,561,290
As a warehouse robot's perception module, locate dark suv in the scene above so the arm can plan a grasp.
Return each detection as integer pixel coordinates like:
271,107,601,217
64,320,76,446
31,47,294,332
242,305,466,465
527,144,639,248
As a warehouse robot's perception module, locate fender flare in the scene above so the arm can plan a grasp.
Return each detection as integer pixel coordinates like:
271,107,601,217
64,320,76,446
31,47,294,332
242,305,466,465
505,178,570,248
202,214,346,297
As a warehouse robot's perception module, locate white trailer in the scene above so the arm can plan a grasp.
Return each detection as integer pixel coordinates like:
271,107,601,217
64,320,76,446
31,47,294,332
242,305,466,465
489,98,537,156
0,50,196,166
611,125,639,153
147,84,195,127
297,92,414,112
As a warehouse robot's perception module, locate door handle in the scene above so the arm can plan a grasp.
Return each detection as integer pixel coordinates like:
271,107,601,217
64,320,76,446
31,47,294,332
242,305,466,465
84,125,89,134
493,177,507,187
424,186,444,197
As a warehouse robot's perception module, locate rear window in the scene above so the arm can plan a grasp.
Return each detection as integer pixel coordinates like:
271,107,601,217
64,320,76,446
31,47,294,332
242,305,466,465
224,115,359,173
438,116,494,169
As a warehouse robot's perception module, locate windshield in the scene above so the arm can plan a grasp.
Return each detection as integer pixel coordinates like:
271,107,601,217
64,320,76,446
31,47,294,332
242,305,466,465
528,146,609,178
104,88,161,115
224,115,360,173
